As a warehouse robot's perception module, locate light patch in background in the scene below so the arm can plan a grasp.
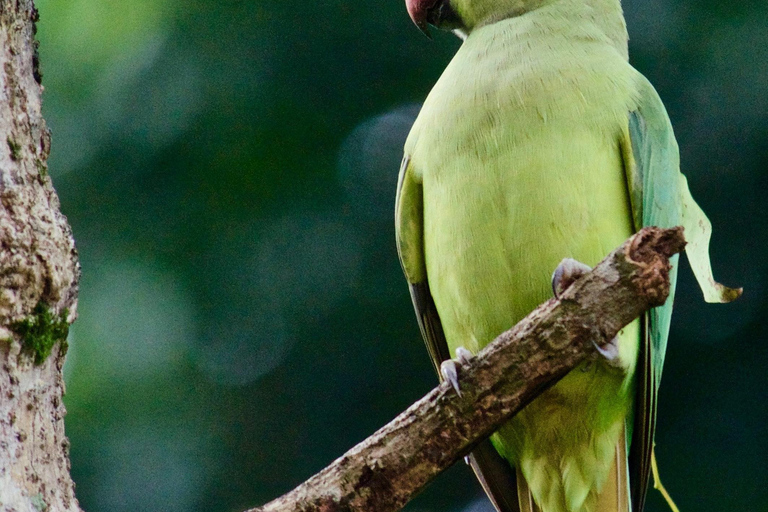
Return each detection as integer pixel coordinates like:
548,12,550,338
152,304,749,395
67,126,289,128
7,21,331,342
37,0,204,174
195,304,291,387
337,104,421,221
457,496,496,512
36,0,173,71
194,213,364,386
67,257,194,383
46,40,203,174
250,215,365,314
95,43,203,148
92,425,209,512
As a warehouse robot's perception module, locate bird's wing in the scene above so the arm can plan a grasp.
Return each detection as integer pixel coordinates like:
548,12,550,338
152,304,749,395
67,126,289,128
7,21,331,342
395,155,521,512
395,155,451,373
622,77,741,512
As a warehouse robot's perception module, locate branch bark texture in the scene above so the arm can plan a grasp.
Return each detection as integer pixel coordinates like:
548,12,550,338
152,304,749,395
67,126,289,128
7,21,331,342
0,2,81,511
251,227,686,512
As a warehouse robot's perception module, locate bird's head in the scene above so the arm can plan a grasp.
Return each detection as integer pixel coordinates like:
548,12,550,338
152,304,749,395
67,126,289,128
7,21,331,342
405,0,548,38
405,0,464,38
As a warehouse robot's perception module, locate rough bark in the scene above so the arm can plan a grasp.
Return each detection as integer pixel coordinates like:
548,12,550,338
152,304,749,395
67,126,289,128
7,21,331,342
250,227,686,512
0,1,81,511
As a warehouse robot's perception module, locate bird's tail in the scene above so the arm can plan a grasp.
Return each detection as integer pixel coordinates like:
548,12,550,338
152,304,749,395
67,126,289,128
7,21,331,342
515,426,630,512
593,424,631,512
516,466,542,512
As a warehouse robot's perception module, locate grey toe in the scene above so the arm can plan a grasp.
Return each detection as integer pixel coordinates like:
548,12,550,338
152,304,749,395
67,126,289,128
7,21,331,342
440,360,462,397
552,258,592,298
592,337,622,367
456,346,474,365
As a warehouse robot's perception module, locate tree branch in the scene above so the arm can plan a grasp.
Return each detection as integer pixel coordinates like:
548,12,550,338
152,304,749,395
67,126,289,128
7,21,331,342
249,226,686,512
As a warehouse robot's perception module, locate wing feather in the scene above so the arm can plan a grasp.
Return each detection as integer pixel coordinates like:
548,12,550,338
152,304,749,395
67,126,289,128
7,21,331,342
624,76,738,512
624,84,681,512
395,155,520,512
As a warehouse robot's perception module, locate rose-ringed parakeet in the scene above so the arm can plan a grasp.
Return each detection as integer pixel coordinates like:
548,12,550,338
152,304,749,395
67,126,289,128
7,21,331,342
394,1,741,512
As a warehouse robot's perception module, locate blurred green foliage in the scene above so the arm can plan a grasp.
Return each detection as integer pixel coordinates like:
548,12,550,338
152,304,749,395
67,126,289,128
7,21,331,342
34,0,767,511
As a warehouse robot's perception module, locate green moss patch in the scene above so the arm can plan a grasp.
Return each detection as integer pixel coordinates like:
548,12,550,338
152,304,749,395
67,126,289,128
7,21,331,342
7,137,21,161
11,302,69,365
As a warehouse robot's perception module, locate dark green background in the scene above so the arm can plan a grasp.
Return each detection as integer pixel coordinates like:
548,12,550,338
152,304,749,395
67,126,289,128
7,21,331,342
35,0,766,511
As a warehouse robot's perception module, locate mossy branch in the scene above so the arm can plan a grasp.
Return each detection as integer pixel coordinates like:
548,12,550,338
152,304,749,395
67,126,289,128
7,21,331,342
247,226,686,512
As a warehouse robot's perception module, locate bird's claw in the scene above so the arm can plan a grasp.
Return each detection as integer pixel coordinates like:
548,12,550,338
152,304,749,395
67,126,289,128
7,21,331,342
553,259,624,369
456,346,473,365
440,346,475,397
551,258,592,299
440,360,460,395
592,337,622,367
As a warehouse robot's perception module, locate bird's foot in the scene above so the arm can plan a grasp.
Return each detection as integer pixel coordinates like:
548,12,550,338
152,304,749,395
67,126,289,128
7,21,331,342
551,258,592,299
553,259,625,368
440,347,474,397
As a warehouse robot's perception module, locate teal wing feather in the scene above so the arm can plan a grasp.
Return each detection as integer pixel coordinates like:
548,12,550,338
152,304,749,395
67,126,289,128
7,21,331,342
624,90,680,512
624,77,741,512
395,156,520,512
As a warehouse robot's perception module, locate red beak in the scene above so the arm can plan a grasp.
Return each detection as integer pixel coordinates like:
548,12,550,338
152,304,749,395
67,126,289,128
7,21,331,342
406,0,440,38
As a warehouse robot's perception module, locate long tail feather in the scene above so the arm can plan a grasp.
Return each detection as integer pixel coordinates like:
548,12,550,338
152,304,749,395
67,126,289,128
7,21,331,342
594,424,630,512
467,440,521,512
516,467,541,512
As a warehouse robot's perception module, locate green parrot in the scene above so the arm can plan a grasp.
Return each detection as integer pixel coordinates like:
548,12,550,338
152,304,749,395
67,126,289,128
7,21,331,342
394,1,741,512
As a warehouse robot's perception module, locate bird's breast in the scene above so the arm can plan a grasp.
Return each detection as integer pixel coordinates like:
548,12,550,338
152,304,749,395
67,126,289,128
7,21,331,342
407,34,639,353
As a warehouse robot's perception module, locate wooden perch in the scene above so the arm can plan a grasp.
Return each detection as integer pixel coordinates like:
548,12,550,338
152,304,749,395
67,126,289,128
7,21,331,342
249,226,686,512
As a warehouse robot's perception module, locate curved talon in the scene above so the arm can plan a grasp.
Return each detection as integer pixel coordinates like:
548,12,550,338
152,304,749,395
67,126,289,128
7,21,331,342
440,360,461,396
552,258,592,298
440,346,474,397
592,337,621,367
456,346,474,365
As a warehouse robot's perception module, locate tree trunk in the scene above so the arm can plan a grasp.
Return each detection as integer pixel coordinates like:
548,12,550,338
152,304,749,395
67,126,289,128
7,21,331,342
0,1,81,511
